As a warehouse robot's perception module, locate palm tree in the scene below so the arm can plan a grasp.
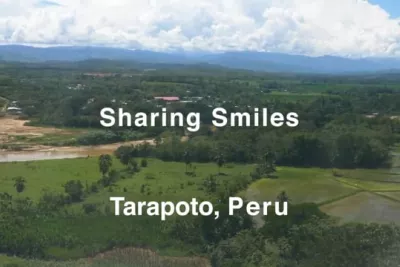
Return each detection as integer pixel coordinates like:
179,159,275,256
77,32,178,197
13,176,26,193
99,154,113,176
214,153,225,174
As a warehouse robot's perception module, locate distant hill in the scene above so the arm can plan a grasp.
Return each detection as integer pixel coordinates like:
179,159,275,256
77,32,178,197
0,45,400,74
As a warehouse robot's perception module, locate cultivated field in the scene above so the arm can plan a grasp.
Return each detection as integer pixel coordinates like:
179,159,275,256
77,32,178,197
320,192,400,224
244,155,400,225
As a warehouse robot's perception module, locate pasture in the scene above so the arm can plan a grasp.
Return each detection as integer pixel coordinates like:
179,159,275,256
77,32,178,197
0,157,252,202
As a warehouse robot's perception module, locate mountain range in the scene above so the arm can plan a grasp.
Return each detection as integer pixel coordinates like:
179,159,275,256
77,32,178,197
0,45,400,74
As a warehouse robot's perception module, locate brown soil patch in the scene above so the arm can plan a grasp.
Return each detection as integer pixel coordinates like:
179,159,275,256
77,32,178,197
0,116,76,142
0,117,188,156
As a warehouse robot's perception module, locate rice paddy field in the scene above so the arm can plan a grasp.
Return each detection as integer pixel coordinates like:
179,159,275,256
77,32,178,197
243,151,400,225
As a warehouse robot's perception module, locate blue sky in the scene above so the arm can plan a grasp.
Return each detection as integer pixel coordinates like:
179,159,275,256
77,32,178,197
370,0,400,18
0,0,400,57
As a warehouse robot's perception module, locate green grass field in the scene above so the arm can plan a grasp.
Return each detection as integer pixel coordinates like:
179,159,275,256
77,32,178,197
0,158,252,202
0,158,123,200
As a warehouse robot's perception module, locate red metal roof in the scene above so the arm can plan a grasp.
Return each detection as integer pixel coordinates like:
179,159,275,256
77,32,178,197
154,96,180,101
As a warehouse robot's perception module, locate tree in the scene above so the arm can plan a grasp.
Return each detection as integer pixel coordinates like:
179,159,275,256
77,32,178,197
141,158,148,168
277,191,290,204
154,135,162,147
100,169,119,187
203,175,218,194
264,151,276,178
215,153,225,174
183,150,191,173
99,154,112,176
63,180,84,203
114,145,133,166
13,176,26,193
128,158,140,173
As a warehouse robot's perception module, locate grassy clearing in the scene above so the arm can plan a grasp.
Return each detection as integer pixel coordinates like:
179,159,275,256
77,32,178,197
86,160,251,204
0,157,123,200
0,158,251,202
0,254,24,266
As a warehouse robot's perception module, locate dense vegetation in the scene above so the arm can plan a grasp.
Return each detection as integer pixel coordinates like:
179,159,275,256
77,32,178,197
1,61,400,266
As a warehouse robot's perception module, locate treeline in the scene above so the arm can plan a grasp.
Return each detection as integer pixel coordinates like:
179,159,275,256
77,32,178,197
115,125,394,169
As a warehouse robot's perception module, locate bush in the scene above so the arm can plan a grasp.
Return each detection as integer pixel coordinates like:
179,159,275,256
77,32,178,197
90,183,99,193
63,180,84,203
145,173,156,180
141,158,148,167
82,203,98,214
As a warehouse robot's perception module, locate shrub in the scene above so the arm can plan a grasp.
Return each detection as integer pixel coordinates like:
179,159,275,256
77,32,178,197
82,203,98,214
141,158,148,167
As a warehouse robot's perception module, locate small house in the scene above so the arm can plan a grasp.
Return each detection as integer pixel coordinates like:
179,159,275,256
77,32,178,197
7,107,22,115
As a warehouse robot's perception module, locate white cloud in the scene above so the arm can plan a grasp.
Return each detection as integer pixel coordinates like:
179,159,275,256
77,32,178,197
0,0,399,57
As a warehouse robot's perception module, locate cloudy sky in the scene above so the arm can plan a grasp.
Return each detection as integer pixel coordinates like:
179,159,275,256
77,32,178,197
0,0,399,58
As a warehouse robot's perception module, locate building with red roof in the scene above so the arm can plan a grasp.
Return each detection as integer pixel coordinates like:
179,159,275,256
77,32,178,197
154,96,180,101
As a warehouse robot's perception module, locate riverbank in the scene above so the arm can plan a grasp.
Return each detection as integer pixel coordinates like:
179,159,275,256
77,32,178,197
0,139,155,162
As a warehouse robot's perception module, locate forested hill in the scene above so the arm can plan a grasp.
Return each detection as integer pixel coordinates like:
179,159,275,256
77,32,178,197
1,45,400,74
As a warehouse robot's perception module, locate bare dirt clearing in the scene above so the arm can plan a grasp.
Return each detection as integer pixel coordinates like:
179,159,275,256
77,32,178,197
0,117,156,157
0,116,77,142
